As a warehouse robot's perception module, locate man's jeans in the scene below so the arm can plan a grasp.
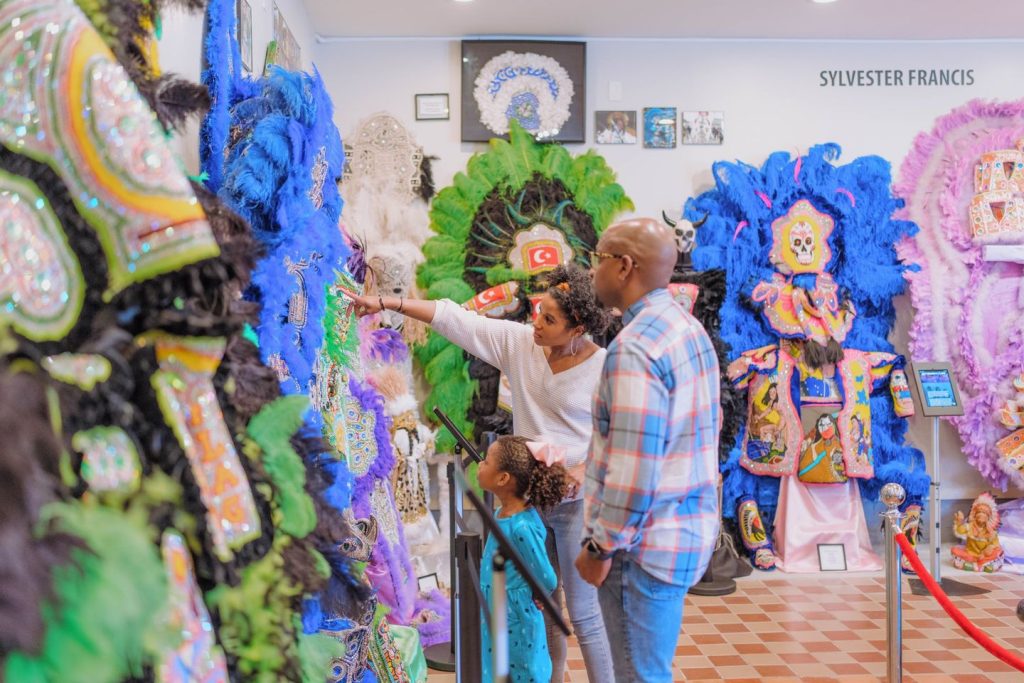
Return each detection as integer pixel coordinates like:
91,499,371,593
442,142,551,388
598,553,686,683
543,499,615,683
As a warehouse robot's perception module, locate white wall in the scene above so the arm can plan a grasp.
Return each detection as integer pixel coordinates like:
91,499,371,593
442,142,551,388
315,36,1024,501
158,0,315,173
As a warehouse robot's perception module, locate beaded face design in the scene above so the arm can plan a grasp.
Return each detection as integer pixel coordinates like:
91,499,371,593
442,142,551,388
768,199,835,275
0,0,219,301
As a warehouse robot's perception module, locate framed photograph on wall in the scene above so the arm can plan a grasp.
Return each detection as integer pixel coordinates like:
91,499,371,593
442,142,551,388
461,40,586,143
237,0,253,73
272,3,301,71
594,110,637,145
643,107,677,149
681,111,725,145
415,93,450,121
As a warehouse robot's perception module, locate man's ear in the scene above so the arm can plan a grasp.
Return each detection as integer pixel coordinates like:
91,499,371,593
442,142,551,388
619,254,636,280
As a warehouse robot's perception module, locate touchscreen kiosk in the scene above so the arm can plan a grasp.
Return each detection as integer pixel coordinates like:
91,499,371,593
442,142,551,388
907,362,964,417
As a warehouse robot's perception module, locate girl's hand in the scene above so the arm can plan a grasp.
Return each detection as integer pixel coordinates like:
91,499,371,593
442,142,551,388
350,293,384,317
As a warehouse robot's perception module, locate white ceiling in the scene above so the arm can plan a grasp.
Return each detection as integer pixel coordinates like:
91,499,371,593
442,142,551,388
309,0,1024,41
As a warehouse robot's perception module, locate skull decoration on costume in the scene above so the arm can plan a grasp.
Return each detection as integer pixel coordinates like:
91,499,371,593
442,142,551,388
789,222,816,265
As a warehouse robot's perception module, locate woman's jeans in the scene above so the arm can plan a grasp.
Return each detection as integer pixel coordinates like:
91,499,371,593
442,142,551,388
598,553,686,683
542,499,615,683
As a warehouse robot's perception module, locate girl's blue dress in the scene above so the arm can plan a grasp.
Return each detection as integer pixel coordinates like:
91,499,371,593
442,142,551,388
480,507,557,683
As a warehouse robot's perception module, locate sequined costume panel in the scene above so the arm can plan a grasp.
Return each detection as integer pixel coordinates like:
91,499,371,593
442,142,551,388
0,0,219,298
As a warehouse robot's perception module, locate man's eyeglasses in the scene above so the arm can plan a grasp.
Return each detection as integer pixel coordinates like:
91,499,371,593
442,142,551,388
588,251,637,269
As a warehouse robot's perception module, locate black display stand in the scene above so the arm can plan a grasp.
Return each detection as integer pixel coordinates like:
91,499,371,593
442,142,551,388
688,477,737,596
907,577,990,598
425,407,484,673
687,545,737,597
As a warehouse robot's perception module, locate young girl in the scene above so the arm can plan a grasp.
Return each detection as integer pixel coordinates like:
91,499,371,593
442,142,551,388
477,436,572,683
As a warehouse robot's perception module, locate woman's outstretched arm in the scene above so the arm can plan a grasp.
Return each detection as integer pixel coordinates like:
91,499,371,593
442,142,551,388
350,292,435,324
349,292,527,373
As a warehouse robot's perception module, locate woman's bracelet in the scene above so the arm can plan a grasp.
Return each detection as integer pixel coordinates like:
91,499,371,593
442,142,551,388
378,295,386,312
398,297,405,314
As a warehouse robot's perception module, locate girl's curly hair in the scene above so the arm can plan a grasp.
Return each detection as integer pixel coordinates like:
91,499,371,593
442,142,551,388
540,264,610,337
493,436,572,513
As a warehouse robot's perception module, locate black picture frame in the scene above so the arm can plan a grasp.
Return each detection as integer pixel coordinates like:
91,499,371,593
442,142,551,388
417,572,441,593
461,40,586,143
236,0,252,73
415,93,450,121
817,543,848,571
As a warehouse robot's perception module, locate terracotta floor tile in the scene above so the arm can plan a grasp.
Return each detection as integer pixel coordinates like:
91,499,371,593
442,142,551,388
426,561,1024,682
903,661,943,674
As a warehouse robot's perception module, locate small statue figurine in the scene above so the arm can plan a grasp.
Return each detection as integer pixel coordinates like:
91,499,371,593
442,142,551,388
951,492,1004,572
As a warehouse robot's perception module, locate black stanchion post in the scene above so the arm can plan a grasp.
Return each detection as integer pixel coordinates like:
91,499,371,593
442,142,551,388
424,458,460,672
457,532,483,683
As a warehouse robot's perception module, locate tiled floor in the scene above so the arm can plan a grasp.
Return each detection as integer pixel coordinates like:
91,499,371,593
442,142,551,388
425,559,1024,682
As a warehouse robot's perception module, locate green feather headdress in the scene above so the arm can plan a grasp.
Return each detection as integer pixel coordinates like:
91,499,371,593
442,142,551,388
414,121,632,451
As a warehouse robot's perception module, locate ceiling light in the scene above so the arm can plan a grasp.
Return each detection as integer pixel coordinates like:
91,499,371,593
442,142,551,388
453,0,474,3
812,0,839,3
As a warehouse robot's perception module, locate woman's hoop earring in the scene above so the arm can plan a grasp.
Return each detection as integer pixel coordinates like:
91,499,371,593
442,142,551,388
570,335,580,356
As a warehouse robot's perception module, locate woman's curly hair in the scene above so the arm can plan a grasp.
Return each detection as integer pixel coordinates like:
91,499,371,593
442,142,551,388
493,436,572,513
540,264,610,337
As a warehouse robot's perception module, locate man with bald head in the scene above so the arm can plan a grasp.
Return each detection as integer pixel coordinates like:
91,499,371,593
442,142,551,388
575,217,721,682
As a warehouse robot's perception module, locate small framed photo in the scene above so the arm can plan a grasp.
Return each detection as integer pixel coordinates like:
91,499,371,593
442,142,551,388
817,543,848,571
237,0,253,73
271,3,300,71
681,111,724,145
643,107,677,149
415,93,450,121
594,110,637,145
417,572,441,593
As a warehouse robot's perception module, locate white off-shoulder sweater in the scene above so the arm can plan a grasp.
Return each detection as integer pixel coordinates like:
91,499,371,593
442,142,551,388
430,299,605,469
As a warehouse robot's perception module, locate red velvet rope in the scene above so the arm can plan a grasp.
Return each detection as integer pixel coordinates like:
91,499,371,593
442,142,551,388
894,532,1024,673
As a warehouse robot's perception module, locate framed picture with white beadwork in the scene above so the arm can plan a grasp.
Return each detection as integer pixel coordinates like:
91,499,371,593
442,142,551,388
461,40,586,143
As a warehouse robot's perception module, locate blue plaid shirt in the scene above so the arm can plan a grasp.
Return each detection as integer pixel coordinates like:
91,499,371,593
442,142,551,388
584,288,721,586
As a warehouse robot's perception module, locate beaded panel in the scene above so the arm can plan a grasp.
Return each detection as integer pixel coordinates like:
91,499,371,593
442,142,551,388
0,170,84,340
158,531,230,683
147,334,261,561
0,0,219,298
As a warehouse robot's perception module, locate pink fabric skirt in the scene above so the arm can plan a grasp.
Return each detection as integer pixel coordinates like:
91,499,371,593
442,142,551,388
774,475,882,573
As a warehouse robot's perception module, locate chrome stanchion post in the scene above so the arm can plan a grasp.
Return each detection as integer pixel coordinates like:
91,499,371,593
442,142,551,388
881,483,906,683
491,553,509,683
